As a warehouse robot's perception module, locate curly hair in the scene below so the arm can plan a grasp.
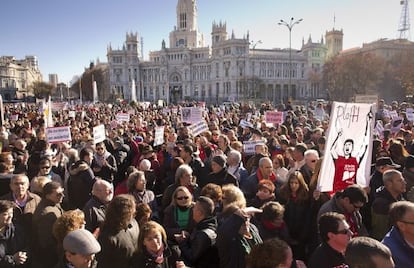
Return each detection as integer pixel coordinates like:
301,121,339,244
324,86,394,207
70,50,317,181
103,194,136,232
52,209,85,244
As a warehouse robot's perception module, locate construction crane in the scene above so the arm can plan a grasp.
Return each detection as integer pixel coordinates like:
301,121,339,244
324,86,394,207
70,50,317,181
398,0,411,39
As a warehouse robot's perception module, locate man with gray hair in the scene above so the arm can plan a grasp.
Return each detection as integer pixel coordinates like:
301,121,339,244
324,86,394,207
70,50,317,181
371,170,406,240
226,150,248,187
382,201,414,267
82,179,113,233
345,236,394,268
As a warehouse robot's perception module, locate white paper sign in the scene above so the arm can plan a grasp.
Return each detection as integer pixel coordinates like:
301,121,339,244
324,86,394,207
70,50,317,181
243,140,265,155
181,107,203,124
68,111,76,118
153,126,165,147
46,126,72,143
188,120,209,137
93,124,106,144
116,113,130,122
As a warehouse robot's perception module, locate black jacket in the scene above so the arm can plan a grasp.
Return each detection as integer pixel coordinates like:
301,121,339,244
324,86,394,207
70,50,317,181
131,245,172,268
0,223,29,268
68,160,96,209
83,196,107,233
179,216,219,268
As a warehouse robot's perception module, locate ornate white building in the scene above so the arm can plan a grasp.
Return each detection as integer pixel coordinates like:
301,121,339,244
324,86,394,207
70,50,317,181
0,55,42,100
107,0,341,104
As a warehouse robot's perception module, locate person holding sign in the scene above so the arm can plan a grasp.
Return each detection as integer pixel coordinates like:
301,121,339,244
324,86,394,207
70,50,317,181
330,110,373,194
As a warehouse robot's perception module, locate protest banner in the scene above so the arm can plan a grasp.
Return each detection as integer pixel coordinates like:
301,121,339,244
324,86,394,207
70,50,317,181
116,113,130,122
93,124,106,144
46,126,72,143
188,120,209,137
181,107,203,124
265,111,284,124
153,126,165,147
318,102,375,193
243,140,265,155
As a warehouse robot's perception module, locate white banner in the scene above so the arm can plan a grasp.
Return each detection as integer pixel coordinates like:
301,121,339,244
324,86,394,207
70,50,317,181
93,124,106,144
46,126,72,143
188,120,209,137
116,113,130,122
153,126,165,147
243,140,265,155
181,107,203,124
318,102,375,193
68,111,76,118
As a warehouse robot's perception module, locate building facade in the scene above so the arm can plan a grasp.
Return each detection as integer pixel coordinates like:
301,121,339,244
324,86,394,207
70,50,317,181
107,0,335,105
0,56,42,100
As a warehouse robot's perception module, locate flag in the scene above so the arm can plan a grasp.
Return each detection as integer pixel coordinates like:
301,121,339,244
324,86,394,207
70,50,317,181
44,95,54,128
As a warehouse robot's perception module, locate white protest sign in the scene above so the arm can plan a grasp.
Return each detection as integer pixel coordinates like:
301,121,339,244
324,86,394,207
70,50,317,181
389,110,399,121
239,119,254,129
153,126,165,147
243,140,265,155
188,120,209,137
406,108,414,122
265,111,284,124
46,126,72,143
68,111,76,118
116,113,130,122
93,124,106,144
181,107,203,124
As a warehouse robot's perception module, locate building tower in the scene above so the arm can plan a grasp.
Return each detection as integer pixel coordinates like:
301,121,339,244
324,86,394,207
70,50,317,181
211,21,227,46
398,0,411,39
169,0,204,48
325,28,343,59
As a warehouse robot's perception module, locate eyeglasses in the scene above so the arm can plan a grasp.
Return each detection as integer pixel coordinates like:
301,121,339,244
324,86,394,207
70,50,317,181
41,166,51,169
309,159,317,163
96,148,104,151
176,196,189,200
335,228,352,235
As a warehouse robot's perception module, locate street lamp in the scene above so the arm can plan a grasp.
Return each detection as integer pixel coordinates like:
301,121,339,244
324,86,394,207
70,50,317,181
250,40,262,99
278,17,303,101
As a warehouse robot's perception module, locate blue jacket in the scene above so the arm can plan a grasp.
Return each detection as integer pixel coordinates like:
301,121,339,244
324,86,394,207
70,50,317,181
382,226,414,268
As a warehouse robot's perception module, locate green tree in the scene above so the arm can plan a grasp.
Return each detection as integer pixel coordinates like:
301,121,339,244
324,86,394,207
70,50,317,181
31,81,55,99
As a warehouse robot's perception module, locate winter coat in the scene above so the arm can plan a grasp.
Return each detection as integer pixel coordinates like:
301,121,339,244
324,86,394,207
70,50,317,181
163,204,195,242
82,196,107,233
382,226,414,268
0,223,29,268
205,168,238,188
97,219,140,268
179,216,219,268
68,160,96,209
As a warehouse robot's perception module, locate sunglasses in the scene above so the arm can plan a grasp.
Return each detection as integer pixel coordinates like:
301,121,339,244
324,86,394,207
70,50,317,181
96,148,104,151
335,228,352,235
176,196,189,200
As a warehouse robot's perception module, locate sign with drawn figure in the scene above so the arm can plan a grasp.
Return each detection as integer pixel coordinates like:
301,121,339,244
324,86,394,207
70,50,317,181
318,102,375,193
93,124,106,144
153,126,165,147
46,126,72,143
181,107,203,124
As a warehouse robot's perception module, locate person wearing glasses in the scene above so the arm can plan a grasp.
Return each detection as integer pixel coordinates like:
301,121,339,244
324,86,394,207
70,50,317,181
371,170,406,241
317,184,368,237
31,181,65,268
308,212,352,268
37,157,63,186
163,186,195,244
299,149,319,185
382,201,414,268
91,142,117,183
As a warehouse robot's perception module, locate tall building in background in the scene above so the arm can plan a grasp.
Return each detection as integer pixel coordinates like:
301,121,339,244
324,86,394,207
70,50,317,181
107,0,331,104
0,55,42,100
49,74,58,88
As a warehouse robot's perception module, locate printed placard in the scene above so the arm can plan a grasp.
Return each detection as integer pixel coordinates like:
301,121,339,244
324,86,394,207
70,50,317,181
243,140,265,155
188,120,209,137
93,124,106,144
181,107,203,124
116,113,130,122
68,111,76,118
153,126,165,147
265,111,284,124
46,126,72,143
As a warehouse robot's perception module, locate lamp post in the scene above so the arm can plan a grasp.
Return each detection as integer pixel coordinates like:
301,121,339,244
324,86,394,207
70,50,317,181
278,17,302,101
250,40,262,100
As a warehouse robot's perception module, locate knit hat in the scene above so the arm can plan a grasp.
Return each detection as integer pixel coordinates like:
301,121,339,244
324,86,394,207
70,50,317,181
212,155,227,168
63,229,101,255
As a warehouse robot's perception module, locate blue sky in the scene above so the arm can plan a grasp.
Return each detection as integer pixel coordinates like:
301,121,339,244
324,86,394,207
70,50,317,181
1,0,403,84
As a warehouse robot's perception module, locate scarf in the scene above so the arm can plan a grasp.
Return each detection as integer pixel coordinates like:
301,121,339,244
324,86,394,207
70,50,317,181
261,219,285,231
147,243,165,264
257,168,277,183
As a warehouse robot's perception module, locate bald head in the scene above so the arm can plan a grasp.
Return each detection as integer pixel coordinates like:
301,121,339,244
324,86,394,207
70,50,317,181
92,179,113,204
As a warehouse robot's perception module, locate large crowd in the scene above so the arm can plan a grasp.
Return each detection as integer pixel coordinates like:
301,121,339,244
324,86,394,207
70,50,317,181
0,99,412,268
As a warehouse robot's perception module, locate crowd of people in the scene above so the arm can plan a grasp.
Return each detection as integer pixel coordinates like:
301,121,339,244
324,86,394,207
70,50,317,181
0,99,412,267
